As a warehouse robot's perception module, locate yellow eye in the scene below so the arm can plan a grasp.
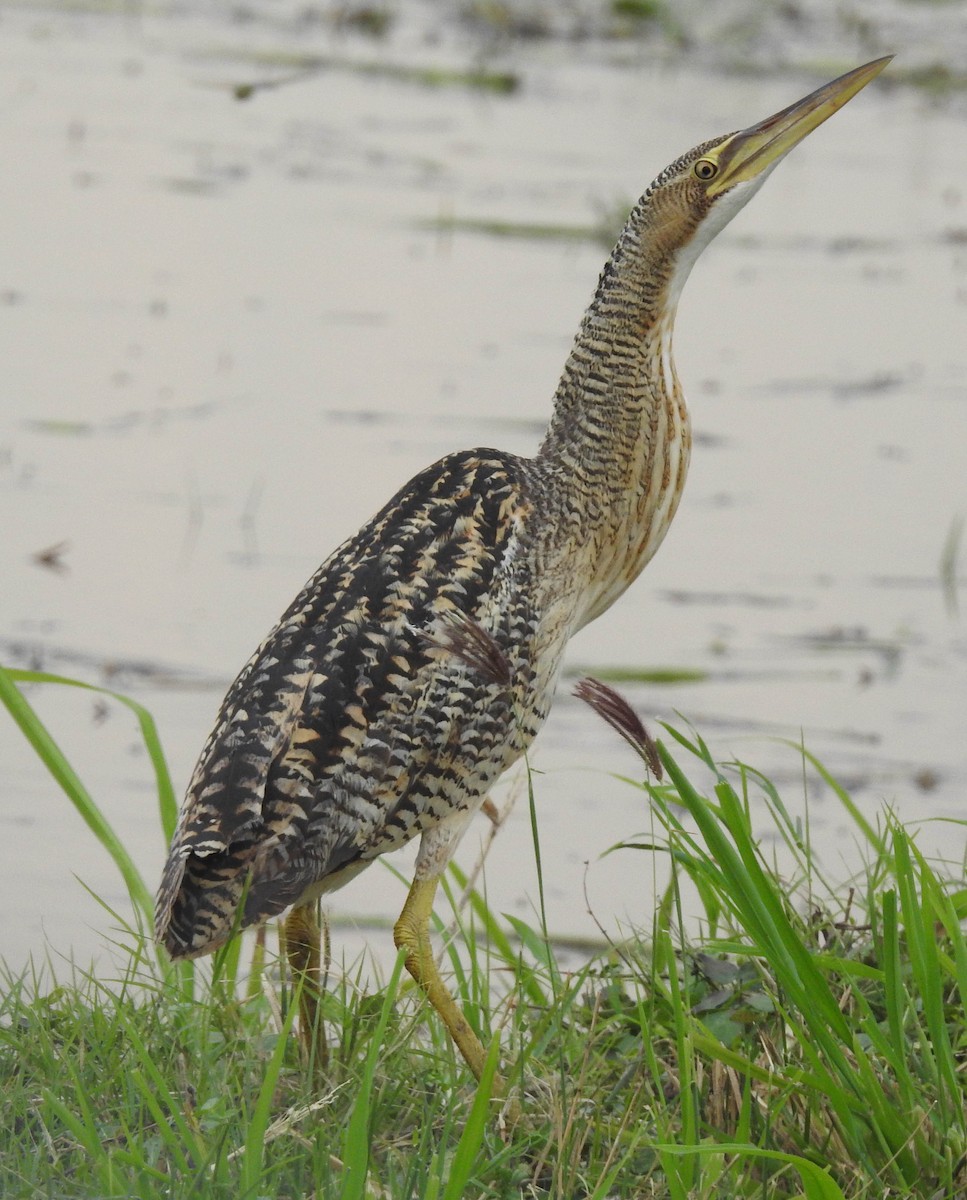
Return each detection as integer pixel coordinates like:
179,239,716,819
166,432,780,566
693,158,718,180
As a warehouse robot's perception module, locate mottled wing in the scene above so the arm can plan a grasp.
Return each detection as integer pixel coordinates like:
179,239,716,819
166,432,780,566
155,449,536,958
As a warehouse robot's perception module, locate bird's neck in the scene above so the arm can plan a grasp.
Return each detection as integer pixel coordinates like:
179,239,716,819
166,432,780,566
536,201,695,627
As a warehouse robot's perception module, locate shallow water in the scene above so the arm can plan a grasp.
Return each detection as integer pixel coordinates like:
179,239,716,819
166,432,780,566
2,3,966,975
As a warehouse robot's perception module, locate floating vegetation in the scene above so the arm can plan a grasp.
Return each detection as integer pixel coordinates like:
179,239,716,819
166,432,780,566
415,208,627,249
611,0,664,22
940,513,964,617
200,46,520,100
565,663,707,684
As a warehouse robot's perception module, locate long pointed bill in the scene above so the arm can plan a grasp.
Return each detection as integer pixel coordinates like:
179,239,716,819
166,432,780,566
708,57,892,196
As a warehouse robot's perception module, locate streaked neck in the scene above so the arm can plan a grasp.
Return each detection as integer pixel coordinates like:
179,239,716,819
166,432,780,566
534,200,695,622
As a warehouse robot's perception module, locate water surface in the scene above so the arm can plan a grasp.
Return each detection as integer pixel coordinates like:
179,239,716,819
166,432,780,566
2,4,966,974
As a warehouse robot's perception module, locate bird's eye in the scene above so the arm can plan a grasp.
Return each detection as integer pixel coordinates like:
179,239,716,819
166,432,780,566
693,158,718,180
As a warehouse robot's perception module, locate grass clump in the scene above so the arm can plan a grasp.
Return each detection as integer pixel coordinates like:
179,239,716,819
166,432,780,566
1,663,966,1198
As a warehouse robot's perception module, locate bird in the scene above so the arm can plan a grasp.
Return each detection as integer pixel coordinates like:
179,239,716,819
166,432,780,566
156,57,891,1083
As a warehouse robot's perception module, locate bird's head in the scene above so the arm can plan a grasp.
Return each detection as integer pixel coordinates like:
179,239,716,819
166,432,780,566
632,56,892,313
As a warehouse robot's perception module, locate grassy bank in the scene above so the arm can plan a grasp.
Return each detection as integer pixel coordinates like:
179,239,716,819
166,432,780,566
1,664,966,1198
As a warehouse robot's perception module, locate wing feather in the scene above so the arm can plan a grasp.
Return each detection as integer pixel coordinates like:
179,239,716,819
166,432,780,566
156,448,536,957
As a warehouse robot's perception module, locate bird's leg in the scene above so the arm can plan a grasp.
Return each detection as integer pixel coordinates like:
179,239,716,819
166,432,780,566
393,874,491,1082
283,902,328,1073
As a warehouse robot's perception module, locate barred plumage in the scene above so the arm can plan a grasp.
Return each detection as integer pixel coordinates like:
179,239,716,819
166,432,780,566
156,450,550,954
156,58,890,1083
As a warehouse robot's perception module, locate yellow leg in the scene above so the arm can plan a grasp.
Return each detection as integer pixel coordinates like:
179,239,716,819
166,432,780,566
393,874,491,1081
284,903,328,1073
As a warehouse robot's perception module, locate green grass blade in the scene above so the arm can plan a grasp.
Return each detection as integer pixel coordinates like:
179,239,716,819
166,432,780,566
654,1142,849,1199
129,1069,199,1177
0,662,154,927
441,1033,500,1200
504,914,560,982
894,829,960,1106
880,888,917,1105
522,748,550,946
240,998,300,1195
41,1085,101,1161
342,948,407,1200
654,738,909,1173
931,868,967,1014
776,738,885,854
447,862,547,1007
659,743,847,1040
438,870,485,1035
2,665,178,842
117,1006,208,1172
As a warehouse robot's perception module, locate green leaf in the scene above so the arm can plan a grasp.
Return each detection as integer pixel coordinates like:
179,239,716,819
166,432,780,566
441,1034,501,1200
342,949,407,1200
654,1142,849,1199
0,663,156,927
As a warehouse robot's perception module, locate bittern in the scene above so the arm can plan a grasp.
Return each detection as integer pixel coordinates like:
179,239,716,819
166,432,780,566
156,58,891,1082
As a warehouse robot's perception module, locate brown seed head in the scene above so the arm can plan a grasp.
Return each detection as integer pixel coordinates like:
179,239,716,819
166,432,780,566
573,676,663,780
